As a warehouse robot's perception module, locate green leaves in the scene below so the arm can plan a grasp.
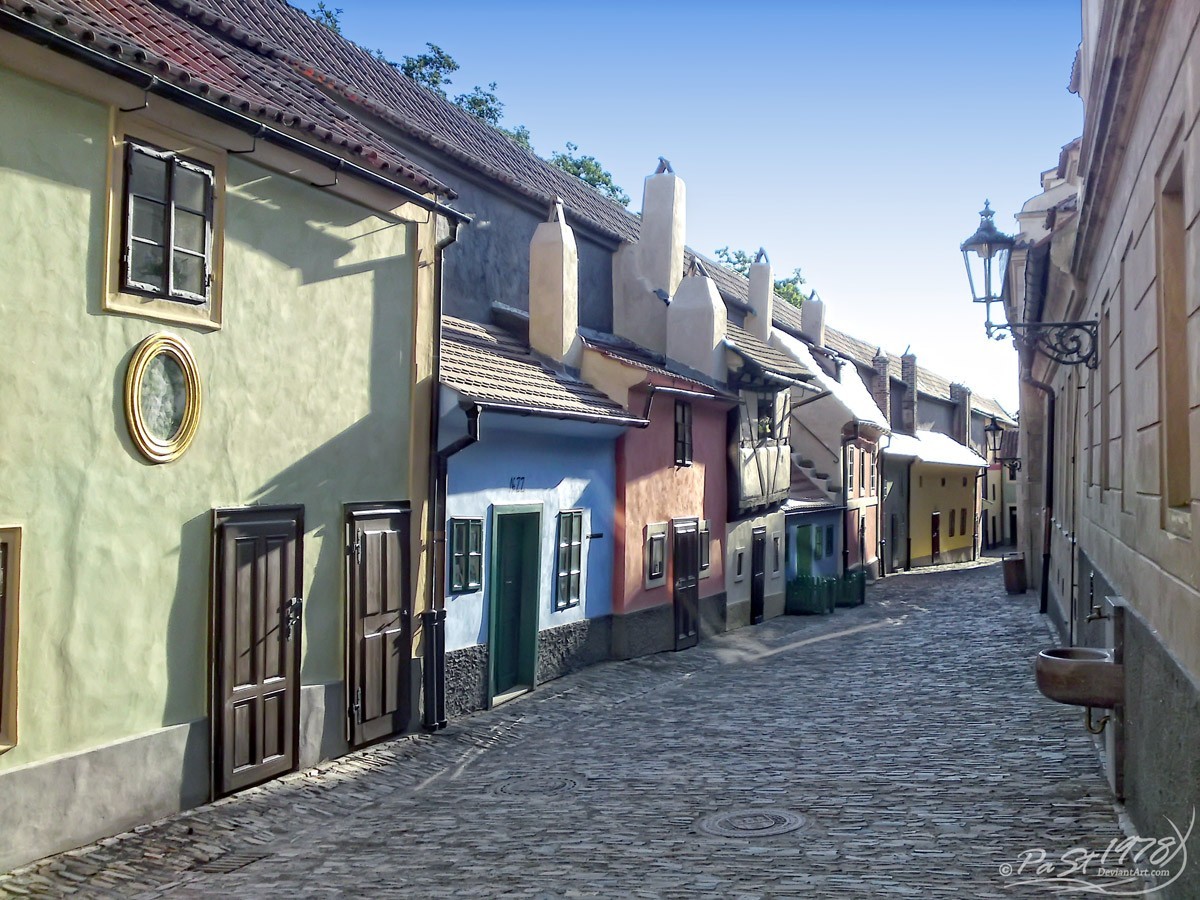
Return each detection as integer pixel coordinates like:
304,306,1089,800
550,143,631,206
714,247,808,310
401,43,460,97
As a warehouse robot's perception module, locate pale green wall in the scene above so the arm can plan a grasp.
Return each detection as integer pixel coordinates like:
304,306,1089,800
0,67,416,767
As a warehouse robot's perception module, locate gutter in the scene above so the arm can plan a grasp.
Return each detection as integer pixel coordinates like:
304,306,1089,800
639,384,722,423
472,399,649,429
1023,372,1056,617
0,10,471,225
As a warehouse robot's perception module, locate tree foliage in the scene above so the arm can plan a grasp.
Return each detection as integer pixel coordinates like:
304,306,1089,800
550,143,630,206
310,2,343,33
453,82,503,127
400,43,459,97
714,247,808,310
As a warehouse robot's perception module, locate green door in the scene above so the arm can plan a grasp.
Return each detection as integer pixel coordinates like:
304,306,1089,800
796,525,813,576
490,508,540,702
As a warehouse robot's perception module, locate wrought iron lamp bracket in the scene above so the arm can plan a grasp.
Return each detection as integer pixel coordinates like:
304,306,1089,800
986,318,1100,369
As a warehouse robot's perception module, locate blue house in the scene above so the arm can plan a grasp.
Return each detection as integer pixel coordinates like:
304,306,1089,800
437,308,645,713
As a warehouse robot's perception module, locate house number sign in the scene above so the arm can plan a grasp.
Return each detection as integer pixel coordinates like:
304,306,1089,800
509,476,526,491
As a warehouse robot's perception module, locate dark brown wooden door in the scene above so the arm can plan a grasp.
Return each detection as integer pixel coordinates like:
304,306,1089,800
750,528,767,624
213,506,303,797
931,512,941,562
347,505,411,747
672,521,699,650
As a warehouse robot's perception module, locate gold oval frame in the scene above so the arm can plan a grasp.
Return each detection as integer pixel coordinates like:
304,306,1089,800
124,333,202,463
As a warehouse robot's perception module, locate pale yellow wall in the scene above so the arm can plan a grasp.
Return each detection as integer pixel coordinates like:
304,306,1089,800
0,66,420,767
909,463,978,562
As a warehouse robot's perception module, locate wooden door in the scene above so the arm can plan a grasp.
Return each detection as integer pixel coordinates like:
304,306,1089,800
750,528,767,624
1008,508,1017,545
796,524,813,575
212,506,303,797
346,505,411,748
931,512,941,562
672,520,699,650
490,510,539,701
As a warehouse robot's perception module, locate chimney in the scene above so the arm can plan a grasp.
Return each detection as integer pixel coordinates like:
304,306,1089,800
949,383,973,446
747,248,773,342
667,258,727,382
871,350,891,423
640,157,686,301
901,351,918,434
529,198,580,367
799,290,826,347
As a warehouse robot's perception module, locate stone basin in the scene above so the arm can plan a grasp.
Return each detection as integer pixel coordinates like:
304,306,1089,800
1035,647,1124,709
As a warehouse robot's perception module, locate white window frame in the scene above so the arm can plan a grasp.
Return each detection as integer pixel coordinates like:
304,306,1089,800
555,510,584,610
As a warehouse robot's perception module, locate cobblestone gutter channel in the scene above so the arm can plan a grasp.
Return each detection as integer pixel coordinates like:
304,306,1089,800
1,558,1145,898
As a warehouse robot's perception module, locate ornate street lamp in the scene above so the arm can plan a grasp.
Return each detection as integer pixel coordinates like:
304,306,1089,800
984,415,1022,475
961,201,1099,369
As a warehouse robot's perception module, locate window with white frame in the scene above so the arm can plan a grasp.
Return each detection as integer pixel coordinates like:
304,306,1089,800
645,524,668,589
772,534,782,574
123,141,214,303
448,518,483,593
699,519,711,576
674,400,693,466
555,510,584,609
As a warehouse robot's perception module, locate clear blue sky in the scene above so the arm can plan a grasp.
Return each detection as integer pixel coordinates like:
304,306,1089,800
336,0,1083,414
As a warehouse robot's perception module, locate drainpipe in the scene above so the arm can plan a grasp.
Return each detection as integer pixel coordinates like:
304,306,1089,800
875,433,891,578
420,221,463,732
840,432,852,578
905,457,915,570
1023,373,1056,617
973,469,986,562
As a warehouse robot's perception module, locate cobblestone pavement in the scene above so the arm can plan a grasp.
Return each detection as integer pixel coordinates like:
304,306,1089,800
3,557,1137,898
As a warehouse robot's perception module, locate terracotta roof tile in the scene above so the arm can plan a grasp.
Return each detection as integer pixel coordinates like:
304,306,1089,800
578,331,735,399
441,317,644,424
0,0,447,194
726,323,811,382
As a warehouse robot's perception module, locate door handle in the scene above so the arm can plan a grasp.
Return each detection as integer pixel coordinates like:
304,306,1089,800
285,596,303,641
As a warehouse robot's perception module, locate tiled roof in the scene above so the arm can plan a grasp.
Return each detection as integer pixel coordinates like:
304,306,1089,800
975,395,1016,424
441,317,645,425
726,323,812,382
578,331,734,399
0,0,448,194
163,0,639,242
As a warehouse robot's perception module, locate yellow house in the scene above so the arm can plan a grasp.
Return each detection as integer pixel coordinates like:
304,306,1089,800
886,432,987,567
0,1,463,870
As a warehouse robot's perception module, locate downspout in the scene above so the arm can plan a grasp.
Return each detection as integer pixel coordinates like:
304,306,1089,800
876,433,891,577
420,221,464,732
1023,373,1056,616
840,432,851,578
973,469,986,562
905,457,915,571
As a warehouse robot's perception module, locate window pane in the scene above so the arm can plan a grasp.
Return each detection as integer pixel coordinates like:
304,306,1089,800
129,242,165,290
572,512,582,542
172,251,205,297
469,522,481,553
174,209,206,253
131,197,165,242
452,555,465,592
467,555,481,588
130,150,168,198
174,166,209,211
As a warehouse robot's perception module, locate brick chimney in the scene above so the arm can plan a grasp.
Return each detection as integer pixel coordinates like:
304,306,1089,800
612,157,685,354
901,351,918,434
667,258,727,382
949,383,973,446
747,248,773,342
871,350,891,423
799,290,826,347
529,198,580,367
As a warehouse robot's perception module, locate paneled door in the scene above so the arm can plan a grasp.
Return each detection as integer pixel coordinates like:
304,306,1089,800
346,505,411,747
750,528,767,624
212,506,303,797
672,520,700,650
931,512,941,563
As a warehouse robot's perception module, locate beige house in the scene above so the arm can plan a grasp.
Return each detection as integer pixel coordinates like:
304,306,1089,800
1006,1,1200,891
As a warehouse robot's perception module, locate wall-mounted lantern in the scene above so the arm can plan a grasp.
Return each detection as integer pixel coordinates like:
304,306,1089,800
961,201,1099,369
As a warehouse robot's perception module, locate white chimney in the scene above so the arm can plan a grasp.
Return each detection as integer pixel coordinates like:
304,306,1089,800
799,290,826,347
529,197,580,367
667,258,727,382
747,248,773,342
640,157,686,301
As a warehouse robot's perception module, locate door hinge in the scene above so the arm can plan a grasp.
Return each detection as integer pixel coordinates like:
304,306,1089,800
350,535,364,564
351,687,363,724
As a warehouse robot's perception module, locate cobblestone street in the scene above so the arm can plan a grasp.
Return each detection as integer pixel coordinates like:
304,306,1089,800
2,558,1132,898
